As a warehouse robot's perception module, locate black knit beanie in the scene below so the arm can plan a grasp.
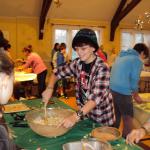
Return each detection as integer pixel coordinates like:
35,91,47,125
72,28,99,52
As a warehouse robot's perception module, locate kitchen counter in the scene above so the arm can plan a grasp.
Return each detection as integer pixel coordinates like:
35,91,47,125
4,98,143,150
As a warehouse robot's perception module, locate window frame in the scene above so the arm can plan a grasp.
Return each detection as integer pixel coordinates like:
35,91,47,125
52,25,103,60
120,29,150,50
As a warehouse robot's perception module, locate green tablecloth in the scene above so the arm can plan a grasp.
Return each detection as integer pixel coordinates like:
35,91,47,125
4,98,143,150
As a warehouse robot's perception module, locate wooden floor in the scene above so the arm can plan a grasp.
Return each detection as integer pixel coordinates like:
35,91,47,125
59,97,78,110
59,96,150,148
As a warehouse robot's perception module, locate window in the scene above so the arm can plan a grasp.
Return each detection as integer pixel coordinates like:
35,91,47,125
121,29,149,50
121,32,132,50
135,33,144,43
52,25,102,60
71,30,79,60
55,29,67,44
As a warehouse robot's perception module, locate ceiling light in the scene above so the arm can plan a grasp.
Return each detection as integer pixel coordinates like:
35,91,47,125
135,11,150,30
53,0,62,8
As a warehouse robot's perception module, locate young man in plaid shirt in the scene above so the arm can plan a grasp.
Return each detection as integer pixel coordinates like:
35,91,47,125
42,28,115,128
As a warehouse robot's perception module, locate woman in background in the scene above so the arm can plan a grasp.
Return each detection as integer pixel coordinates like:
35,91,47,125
52,43,68,97
51,43,60,69
22,45,47,98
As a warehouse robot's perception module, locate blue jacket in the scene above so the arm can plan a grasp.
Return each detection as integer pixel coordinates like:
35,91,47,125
110,48,143,95
57,52,65,66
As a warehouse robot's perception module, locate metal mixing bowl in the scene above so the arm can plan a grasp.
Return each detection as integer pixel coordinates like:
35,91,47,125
63,138,112,150
25,107,74,137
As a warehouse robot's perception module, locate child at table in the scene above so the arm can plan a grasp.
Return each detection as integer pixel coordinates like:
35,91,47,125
22,45,47,98
42,28,115,128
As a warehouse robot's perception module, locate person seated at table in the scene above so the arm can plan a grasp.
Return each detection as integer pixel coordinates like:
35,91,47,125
0,50,17,149
42,28,115,128
126,120,150,145
21,45,47,98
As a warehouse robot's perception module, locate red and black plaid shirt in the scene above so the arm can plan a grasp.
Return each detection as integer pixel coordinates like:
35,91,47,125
55,57,115,126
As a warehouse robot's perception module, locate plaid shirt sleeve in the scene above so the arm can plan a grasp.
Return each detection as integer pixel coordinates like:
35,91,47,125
87,62,115,125
54,59,78,79
88,64,110,105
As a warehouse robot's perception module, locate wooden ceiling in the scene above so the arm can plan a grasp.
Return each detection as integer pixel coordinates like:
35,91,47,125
0,0,149,40
110,0,141,41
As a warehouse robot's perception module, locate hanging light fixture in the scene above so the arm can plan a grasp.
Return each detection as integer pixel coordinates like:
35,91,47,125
135,16,144,30
144,11,150,24
135,11,150,30
53,0,62,8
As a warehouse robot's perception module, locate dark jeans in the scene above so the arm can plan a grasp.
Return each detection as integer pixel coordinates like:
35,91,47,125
111,90,134,137
37,70,47,98
13,82,25,99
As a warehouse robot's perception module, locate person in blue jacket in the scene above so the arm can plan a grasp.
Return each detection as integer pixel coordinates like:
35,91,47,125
54,43,68,97
110,43,149,137
57,48,65,66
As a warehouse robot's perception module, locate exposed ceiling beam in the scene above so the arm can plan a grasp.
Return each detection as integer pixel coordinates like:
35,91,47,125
39,0,52,40
111,0,127,23
110,0,142,41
